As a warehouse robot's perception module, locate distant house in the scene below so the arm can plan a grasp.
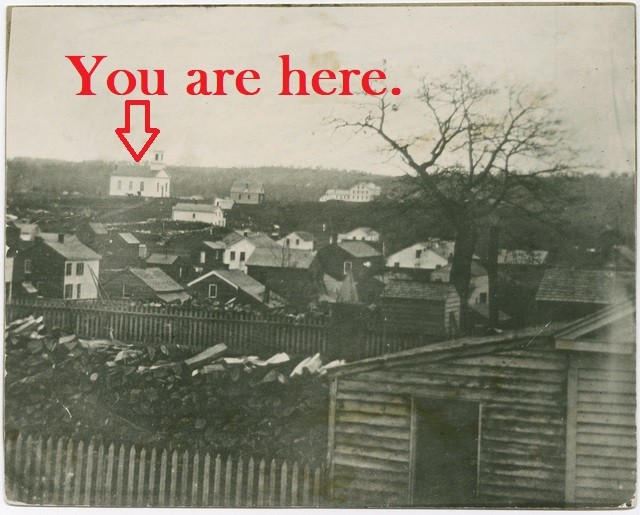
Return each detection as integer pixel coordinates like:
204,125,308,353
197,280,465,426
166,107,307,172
7,219,40,244
230,181,265,205
318,241,383,281
145,253,191,282
102,267,190,303
224,234,280,273
386,240,456,274
187,269,284,309
337,227,380,243
214,197,235,210
192,240,226,275
319,182,381,203
76,221,110,254
431,261,489,306
246,247,322,306
21,233,101,300
104,232,146,269
277,231,317,250
109,150,170,197
172,203,226,226
380,279,460,338
535,267,635,321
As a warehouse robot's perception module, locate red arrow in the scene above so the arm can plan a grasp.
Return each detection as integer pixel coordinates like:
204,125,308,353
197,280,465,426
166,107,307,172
115,100,160,162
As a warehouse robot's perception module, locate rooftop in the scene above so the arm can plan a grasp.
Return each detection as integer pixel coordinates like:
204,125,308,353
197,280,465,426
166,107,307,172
129,267,184,292
337,241,381,258
381,279,458,301
202,241,227,250
118,232,140,245
173,203,220,214
146,253,181,265
535,268,635,305
340,227,380,237
230,181,265,194
39,233,101,261
498,249,549,265
111,164,168,178
88,222,108,235
246,248,317,269
188,269,284,308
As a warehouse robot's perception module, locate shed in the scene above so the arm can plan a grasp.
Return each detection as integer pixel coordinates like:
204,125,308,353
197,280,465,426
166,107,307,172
102,267,190,303
324,302,635,508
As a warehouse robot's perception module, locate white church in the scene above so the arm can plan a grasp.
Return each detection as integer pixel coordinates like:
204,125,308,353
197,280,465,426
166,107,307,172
109,150,171,198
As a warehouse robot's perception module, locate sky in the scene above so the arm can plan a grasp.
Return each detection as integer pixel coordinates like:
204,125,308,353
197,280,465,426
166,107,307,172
6,4,635,176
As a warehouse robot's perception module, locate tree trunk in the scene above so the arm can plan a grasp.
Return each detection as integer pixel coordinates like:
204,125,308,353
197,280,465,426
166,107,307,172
487,225,500,327
449,217,478,332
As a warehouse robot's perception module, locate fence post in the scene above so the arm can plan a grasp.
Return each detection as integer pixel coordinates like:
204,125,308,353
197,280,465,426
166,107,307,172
246,457,255,507
257,458,266,506
83,440,94,506
180,449,189,506
302,464,310,506
23,435,33,504
291,461,299,506
33,437,44,504
223,455,233,507
235,456,243,507
104,443,115,506
52,437,64,504
190,450,200,507
72,439,84,505
212,454,221,507
268,459,276,507
169,450,178,507
148,448,157,507
201,452,211,506
126,445,136,506
158,449,168,507
279,461,288,506
115,444,126,505
137,447,147,507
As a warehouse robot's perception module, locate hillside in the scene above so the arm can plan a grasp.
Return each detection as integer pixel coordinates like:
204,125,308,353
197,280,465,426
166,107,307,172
6,158,401,202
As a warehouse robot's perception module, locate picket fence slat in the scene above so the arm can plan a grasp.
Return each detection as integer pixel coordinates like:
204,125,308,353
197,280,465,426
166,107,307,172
5,432,324,507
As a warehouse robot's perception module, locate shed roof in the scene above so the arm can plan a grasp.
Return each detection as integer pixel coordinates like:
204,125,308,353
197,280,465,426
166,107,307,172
381,280,458,301
535,268,634,305
146,253,180,265
173,203,220,213
118,232,140,245
88,222,108,235
129,267,184,292
39,233,101,261
337,241,381,258
246,248,317,269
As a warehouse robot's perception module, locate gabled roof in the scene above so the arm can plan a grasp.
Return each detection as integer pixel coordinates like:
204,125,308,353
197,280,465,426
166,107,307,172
118,232,140,245
230,181,265,194
246,248,317,269
340,227,380,238
38,233,101,261
283,231,316,242
337,241,381,258
222,232,244,246
88,222,108,235
173,203,220,214
381,280,458,301
335,270,360,304
498,249,548,265
328,326,557,377
187,269,284,308
202,241,227,250
146,253,181,265
243,234,281,249
535,268,635,305
129,267,184,292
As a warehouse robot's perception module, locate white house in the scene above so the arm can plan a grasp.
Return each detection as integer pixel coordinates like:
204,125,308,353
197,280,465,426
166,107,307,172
277,231,316,250
109,150,170,198
386,240,456,271
319,182,381,203
337,227,380,243
431,261,489,305
214,197,235,210
172,203,226,226
224,234,280,273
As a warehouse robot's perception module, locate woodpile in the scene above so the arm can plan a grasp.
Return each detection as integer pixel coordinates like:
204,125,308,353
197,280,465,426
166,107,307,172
6,315,339,463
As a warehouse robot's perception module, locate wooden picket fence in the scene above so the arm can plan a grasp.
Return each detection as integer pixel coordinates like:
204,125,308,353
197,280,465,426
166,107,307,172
6,299,439,360
5,432,326,507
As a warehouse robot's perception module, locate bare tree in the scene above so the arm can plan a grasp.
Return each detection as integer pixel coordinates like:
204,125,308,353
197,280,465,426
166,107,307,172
332,69,576,328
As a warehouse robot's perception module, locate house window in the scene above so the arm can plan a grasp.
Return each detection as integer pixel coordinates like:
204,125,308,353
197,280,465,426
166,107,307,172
240,252,246,262
199,251,206,264
194,266,203,274
192,213,196,220
36,281,45,293
343,261,352,274
239,194,242,200
64,284,73,299
248,194,251,200
415,250,422,259
122,285,130,298
117,180,122,190
157,182,159,192
208,284,217,298
479,293,488,304
66,263,73,276
76,263,84,275
76,284,82,298
140,181,144,191
230,251,236,261
179,267,183,278
394,262,400,268
24,259,32,274
129,181,133,191
285,239,290,246
296,239,300,246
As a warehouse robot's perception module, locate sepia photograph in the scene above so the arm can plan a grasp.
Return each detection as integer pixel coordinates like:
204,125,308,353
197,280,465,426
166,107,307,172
3,3,636,509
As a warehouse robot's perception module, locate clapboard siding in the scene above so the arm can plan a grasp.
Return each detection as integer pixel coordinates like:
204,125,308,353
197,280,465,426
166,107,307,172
571,353,636,507
331,343,568,507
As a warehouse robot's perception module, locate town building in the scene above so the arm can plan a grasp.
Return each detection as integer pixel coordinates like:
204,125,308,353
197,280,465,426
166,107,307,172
230,181,265,204
324,302,635,508
172,203,226,226
224,234,280,273
145,253,191,282
431,261,489,306
319,182,381,203
277,231,317,250
186,269,284,309
246,247,322,306
21,233,101,300
76,221,110,254
103,232,146,269
214,197,235,210
6,219,40,244
102,267,190,303
318,241,383,281
191,240,226,275
108,150,170,197
337,227,380,243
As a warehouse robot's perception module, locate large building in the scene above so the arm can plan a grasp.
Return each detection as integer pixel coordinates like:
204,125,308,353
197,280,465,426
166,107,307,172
319,182,381,203
172,203,226,226
109,150,170,197
230,181,265,204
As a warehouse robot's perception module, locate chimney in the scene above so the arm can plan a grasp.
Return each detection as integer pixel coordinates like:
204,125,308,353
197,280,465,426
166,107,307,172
263,286,270,304
57,234,65,243
138,244,147,259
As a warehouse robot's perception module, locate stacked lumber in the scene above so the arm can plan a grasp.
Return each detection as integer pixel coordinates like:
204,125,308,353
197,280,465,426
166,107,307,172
5,316,337,463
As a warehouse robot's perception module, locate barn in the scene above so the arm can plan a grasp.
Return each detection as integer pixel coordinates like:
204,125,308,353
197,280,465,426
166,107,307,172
324,301,635,508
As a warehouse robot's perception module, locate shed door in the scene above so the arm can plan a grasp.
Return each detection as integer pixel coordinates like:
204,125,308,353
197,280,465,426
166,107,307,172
412,397,479,507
